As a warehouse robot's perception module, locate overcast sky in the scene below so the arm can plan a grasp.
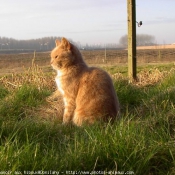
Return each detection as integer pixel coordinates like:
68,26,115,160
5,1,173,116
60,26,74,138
1,0,175,45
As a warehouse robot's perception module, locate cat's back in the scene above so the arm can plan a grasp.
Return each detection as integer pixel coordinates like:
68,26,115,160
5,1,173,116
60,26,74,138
75,66,120,121
80,67,115,90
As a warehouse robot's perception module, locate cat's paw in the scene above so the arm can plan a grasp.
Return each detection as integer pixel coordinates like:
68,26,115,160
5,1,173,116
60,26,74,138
46,90,62,102
62,118,71,124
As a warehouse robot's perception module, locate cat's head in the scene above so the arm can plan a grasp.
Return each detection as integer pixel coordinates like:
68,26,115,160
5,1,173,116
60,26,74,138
50,37,75,70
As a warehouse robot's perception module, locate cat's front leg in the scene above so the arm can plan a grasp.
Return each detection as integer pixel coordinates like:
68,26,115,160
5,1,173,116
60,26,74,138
62,98,75,124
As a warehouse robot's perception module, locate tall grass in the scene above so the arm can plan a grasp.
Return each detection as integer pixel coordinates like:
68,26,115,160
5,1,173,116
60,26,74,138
0,64,175,174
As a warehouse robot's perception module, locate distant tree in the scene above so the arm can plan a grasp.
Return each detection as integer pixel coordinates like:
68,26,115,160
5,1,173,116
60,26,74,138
119,35,128,47
137,34,155,46
119,34,156,47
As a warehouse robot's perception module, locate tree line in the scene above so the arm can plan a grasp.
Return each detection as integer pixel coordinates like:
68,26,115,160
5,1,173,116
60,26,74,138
0,34,156,51
0,36,65,51
0,36,122,51
119,34,156,47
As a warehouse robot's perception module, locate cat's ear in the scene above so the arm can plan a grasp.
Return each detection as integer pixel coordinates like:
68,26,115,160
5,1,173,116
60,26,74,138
55,39,61,47
61,37,71,50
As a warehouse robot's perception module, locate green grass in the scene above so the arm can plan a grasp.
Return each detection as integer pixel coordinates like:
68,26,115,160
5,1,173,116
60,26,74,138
0,85,50,118
0,65,175,174
0,85,9,99
103,63,175,76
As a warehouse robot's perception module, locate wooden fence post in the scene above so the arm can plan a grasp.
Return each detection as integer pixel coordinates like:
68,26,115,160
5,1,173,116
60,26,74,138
127,0,137,82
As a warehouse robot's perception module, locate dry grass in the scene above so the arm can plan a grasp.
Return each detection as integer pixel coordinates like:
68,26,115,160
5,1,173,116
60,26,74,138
111,67,175,87
0,64,55,91
135,68,175,86
2,63,173,92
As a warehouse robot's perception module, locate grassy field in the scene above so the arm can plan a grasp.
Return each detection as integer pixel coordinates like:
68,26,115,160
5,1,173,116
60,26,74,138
0,51,175,174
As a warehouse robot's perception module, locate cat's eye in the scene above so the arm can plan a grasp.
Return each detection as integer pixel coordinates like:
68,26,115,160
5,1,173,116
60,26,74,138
55,55,58,58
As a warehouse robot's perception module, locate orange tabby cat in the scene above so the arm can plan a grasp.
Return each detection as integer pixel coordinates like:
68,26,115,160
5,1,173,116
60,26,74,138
50,37,120,126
